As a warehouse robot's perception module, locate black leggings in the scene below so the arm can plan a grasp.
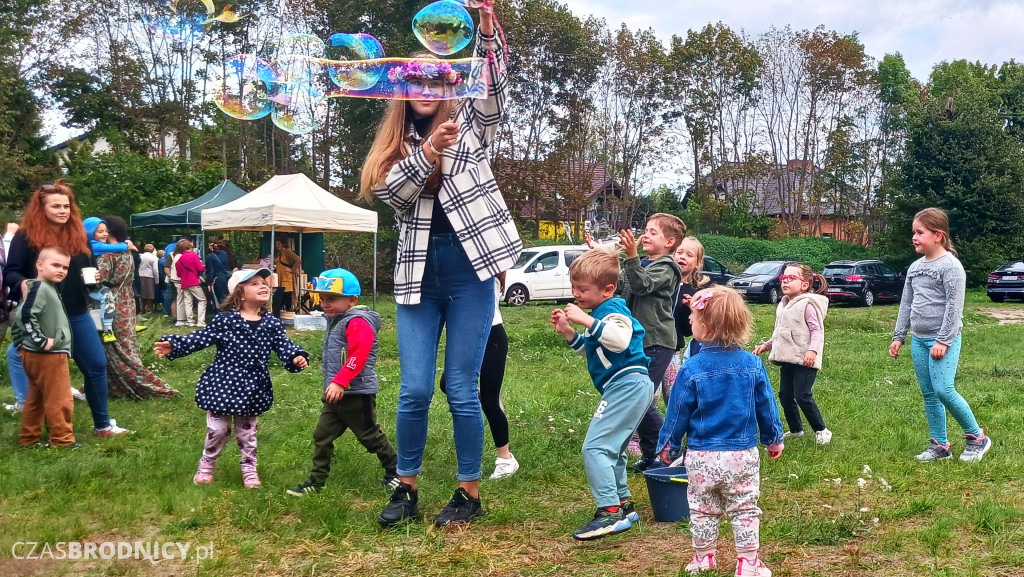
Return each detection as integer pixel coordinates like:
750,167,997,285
778,362,826,433
439,323,510,448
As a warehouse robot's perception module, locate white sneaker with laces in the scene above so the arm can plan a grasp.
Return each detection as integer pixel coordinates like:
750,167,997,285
71,388,87,402
815,429,832,445
95,419,133,437
4,402,24,414
685,553,716,574
736,556,772,576
490,454,520,479
782,431,804,439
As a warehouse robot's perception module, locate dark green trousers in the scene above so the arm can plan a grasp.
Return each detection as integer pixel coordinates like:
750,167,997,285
310,393,397,483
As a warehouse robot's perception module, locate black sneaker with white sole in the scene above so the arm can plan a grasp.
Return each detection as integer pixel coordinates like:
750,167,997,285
286,477,325,496
433,488,483,527
378,483,419,526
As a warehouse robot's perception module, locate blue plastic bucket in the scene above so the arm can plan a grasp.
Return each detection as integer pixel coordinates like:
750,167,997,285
643,466,690,522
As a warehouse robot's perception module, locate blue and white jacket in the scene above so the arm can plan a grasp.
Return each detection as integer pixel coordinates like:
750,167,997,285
658,343,784,458
565,297,649,394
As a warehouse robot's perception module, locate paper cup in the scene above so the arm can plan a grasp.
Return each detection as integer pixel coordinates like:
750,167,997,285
81,267,98,284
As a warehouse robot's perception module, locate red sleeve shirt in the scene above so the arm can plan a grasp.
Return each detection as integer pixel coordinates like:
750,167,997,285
330,317,374,388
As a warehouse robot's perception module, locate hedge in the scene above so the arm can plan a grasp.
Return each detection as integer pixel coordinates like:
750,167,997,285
696,235,876,273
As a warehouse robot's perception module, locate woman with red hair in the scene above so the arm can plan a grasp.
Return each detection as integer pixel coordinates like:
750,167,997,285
3,180,131,436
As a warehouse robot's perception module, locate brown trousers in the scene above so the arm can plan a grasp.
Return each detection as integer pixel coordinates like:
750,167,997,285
19,349,75,447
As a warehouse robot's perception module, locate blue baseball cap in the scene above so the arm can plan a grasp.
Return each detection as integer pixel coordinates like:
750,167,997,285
311,268,360,296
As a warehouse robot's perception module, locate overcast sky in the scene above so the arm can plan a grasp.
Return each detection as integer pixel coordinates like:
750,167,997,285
559,0,1022,80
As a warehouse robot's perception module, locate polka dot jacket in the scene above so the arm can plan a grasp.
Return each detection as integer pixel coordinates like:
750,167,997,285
161,310,309,417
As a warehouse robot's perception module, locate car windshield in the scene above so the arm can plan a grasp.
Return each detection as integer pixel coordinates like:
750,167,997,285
998,261,1024,273
743,262,783,275
512,251,538,269
823,265,854,276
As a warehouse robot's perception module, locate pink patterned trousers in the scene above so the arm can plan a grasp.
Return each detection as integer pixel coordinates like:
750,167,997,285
199,413,259,481
684,447,762,556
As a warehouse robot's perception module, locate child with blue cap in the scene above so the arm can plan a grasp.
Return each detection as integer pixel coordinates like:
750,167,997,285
287,268,398,495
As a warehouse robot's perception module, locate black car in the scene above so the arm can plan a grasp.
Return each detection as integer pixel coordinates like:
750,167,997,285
987,260,1024,302
701,256,735,286
822,260,904,306
727,261,788,304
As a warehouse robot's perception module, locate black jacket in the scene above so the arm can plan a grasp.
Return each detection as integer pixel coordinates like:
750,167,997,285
3,231,93,315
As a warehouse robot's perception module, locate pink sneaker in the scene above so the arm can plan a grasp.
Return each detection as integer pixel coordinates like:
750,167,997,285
193,468,214,485
626,436,642,457
243,473,261,489
685,553,716,574
736,556,772,577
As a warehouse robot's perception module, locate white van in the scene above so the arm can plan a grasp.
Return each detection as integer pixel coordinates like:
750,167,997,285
503,244,588,306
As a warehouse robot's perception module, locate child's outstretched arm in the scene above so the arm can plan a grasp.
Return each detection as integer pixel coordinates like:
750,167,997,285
753,362,785,458
269,320,308,372
153,316,224,360
657,368,696,464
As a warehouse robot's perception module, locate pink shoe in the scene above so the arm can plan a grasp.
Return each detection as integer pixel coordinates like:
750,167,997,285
685,553,716,574
627,436,642,457
193,468,214,485
736,556,772,577
243,473,261,489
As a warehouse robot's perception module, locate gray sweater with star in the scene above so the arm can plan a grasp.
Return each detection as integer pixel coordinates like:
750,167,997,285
892,252,965,345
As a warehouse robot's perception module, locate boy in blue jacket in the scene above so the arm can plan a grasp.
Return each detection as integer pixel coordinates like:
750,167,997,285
551,245,654,541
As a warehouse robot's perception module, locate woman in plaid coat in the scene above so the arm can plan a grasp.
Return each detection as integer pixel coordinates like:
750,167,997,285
360,0,520,528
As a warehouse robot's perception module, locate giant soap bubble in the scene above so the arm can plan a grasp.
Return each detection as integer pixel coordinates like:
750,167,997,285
326,33,386,92
272,84,328,135
412,0,474,56
209,54,272,120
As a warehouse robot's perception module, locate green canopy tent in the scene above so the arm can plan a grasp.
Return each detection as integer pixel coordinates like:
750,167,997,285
130,180,248,228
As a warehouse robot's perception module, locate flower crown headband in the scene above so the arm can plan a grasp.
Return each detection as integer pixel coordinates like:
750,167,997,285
388,60,462,86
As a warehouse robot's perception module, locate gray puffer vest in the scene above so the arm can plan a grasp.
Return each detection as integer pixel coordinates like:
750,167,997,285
322,307,381,394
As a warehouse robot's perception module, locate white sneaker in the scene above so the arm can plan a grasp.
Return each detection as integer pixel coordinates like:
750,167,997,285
175,322,188,327
782,431,804,439
71,388,87,402
490,454,520,479
4,402,24,414
815,429,833,445
736,556,772,576
685,553,716,574
95,419,133,437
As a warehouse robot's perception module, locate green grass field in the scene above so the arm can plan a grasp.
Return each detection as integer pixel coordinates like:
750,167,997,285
1,291,1023,576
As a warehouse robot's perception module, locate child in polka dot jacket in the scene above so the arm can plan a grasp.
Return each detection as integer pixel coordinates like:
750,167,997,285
155,268,309,489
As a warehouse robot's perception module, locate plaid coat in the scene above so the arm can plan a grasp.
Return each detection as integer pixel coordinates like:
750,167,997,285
373,31,522,305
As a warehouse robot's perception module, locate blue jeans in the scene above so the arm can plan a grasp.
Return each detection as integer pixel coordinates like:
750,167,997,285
911,333,980,445
394,234,494,481
68,311,111,429
7,343,28,404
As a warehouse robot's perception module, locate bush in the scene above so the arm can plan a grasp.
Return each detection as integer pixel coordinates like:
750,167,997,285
323,230,398,294
696,234,876,273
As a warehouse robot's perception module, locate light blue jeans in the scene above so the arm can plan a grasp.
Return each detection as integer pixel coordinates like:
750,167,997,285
7,343,28,404
394,233,494,481
911,333,981,445
582,373,655,507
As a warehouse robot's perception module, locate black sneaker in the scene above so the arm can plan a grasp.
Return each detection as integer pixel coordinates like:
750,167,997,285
381,472,401,491
433,487,483,527
286,477,325,497
628,456,659,473
378,483,419,527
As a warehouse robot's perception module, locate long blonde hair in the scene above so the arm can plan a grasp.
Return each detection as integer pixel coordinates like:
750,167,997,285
359,54,458,201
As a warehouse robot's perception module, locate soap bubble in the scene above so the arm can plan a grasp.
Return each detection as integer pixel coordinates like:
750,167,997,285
412,0,474,56
142,0,212,44
326,33,386,91
208,54,272,120
265,33,325,84
272,84,328,135
327,56,487,101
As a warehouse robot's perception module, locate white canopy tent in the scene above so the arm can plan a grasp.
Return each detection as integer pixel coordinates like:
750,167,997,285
201,173,380,306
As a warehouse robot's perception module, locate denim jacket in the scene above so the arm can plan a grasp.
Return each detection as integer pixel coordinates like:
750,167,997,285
657,343,783,457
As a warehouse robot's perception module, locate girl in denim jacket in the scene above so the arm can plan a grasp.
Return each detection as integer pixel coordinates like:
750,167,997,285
657,286,784,577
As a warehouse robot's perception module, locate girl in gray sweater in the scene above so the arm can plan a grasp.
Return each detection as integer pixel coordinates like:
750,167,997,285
889,208,991,463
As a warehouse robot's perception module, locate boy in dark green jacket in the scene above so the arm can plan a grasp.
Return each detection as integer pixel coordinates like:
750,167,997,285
616,214,685,471
10,246,78,448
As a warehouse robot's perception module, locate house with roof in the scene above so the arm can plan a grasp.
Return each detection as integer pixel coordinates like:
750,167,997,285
707,159,865,243
516,162,628,235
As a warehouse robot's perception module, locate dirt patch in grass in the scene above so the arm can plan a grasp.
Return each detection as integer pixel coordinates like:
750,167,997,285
979,307,1024,324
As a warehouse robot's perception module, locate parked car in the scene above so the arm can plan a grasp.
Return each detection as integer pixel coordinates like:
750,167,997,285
701,255,735,286
987,260,1024,302
504,245,587,306
726,261,788,304
504,246,737,307
822,259,904,307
